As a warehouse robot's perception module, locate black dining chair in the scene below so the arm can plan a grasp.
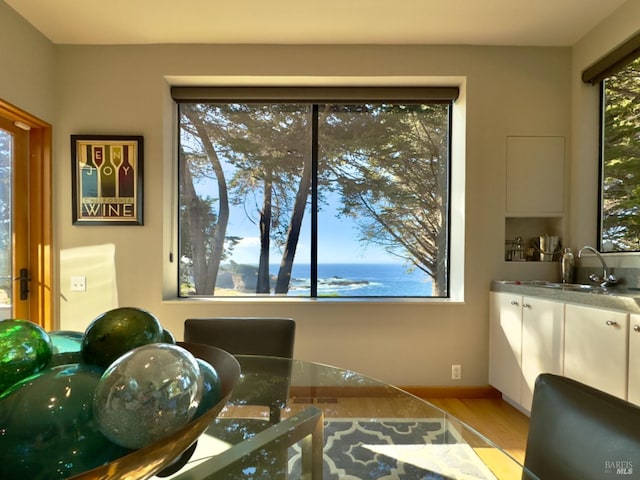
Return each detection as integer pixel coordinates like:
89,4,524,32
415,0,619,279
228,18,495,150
523,373,640,480
182,318,297,478
184,317,296,423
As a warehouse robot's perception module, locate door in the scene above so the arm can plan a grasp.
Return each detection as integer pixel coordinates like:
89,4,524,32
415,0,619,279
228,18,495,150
0,116,29,320
564,303,629,400
488,292,523,403
629,314,640,405
0,100,52,329
521,296,564,412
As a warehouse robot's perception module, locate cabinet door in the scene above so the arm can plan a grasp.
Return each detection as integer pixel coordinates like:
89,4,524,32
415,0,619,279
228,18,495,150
564,304,629,400
505,136,565,214
521,297,564,412
489,292,522,403
629,314,640,405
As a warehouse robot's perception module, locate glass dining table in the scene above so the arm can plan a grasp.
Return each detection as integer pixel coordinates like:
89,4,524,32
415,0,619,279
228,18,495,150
160,355,531,480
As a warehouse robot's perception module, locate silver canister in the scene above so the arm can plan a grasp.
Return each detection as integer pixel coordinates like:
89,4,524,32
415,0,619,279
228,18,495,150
539,235,560,261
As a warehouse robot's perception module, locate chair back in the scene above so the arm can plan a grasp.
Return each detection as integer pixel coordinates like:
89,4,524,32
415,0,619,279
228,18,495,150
184,317,295,358
523,373,640,480
184,317,296,424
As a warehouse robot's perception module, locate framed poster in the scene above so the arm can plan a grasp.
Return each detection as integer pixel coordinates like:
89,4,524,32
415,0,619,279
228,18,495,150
71,135,143,225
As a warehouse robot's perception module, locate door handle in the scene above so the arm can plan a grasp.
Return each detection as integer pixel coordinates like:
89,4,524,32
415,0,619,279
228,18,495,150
634,325,640,332
15,268,29,301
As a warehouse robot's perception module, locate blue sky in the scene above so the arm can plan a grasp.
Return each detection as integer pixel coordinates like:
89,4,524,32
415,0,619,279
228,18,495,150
225,199,398,265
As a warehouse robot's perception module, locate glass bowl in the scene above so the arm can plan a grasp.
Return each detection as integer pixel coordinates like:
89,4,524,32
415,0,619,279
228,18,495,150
68,342,241,480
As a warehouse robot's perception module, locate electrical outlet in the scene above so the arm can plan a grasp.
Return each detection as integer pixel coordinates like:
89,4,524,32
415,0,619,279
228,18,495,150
451,364,462,380
70,275,86,292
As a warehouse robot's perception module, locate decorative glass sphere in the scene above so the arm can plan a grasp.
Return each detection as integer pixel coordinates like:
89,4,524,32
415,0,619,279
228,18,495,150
93,343,204,449
81,306,164,369
0,363,129,479
193,358,222,419
0,318,52,394
48,330,84,367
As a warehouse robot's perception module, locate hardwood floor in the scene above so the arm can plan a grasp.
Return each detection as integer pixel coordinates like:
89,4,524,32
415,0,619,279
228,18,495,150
427,397,529,464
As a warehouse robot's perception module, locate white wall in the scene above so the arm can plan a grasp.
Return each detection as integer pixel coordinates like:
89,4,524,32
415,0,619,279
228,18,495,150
50,44,571,386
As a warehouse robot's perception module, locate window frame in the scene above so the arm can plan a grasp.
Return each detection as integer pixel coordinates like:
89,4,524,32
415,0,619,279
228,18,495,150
169,85,466,302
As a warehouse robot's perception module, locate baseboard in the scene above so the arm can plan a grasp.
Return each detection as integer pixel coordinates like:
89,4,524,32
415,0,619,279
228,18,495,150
290,385,501,399
400,385,502,399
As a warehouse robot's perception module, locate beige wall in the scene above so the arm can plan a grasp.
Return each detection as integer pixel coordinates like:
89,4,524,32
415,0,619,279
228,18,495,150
3,0,638,387
0,1,55,122
570,0,640,269
50,44,571,386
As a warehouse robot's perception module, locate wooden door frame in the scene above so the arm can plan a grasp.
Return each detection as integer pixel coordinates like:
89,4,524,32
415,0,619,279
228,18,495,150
0,99,53,330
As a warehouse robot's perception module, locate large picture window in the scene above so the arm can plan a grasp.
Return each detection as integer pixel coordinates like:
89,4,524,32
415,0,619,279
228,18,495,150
173,88,456,298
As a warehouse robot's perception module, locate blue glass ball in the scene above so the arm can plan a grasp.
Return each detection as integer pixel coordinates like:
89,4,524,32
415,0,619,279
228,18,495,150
93,343,204,449
0,363,129,479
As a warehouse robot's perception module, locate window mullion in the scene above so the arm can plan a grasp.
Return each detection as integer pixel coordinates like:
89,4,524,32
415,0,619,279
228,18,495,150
311,104,319,297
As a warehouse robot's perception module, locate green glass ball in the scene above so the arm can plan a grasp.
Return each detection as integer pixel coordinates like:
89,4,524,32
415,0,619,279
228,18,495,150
0,318,52,394
0,363,129,479
81,306,164,369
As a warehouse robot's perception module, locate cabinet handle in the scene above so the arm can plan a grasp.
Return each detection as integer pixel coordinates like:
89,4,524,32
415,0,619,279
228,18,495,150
634,325,640,332
606,320,618,326
523,303,531,309
510,300,519,306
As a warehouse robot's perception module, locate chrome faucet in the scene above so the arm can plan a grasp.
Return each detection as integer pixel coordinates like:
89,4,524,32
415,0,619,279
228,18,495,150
577,245,617,288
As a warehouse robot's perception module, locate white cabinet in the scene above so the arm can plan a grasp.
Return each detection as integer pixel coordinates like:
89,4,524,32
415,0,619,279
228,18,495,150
629,314,640,405
520,297,564,412
505,136,565,215
489,292,564,410
489,292,523,403
564,304,629,400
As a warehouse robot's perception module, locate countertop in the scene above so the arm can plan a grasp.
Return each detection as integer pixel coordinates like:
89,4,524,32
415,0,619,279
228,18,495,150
491,280,640,314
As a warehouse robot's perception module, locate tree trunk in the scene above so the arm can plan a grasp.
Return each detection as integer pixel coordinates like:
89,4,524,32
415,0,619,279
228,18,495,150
257,170,273,293
276,148,312,293
182,106,230,295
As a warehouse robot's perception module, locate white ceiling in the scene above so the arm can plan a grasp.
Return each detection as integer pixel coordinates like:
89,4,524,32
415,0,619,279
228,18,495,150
5,0,629,46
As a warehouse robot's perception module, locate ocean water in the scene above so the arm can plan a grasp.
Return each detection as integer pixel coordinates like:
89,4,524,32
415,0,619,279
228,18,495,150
274,263,433,297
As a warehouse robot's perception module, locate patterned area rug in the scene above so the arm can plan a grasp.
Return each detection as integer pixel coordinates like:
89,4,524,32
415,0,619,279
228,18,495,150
289,418,498,480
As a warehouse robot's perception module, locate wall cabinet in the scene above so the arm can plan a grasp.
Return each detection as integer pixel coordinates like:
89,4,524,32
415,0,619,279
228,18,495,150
629,314,640,405
564,304,629,400
505,136,565,215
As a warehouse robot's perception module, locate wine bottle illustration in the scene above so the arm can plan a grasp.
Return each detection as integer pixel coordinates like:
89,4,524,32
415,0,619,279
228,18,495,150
118,145,135,197
100,145,116,197
81,144,98,198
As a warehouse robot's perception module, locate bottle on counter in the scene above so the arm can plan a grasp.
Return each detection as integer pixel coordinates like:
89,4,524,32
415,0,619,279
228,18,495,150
561,247,575,283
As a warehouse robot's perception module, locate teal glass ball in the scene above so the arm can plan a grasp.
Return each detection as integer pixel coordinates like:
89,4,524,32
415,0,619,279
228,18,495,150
0,318,52,394
0,363,129,479
193,358,222,419
48,330,84,367
93,343,204,449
